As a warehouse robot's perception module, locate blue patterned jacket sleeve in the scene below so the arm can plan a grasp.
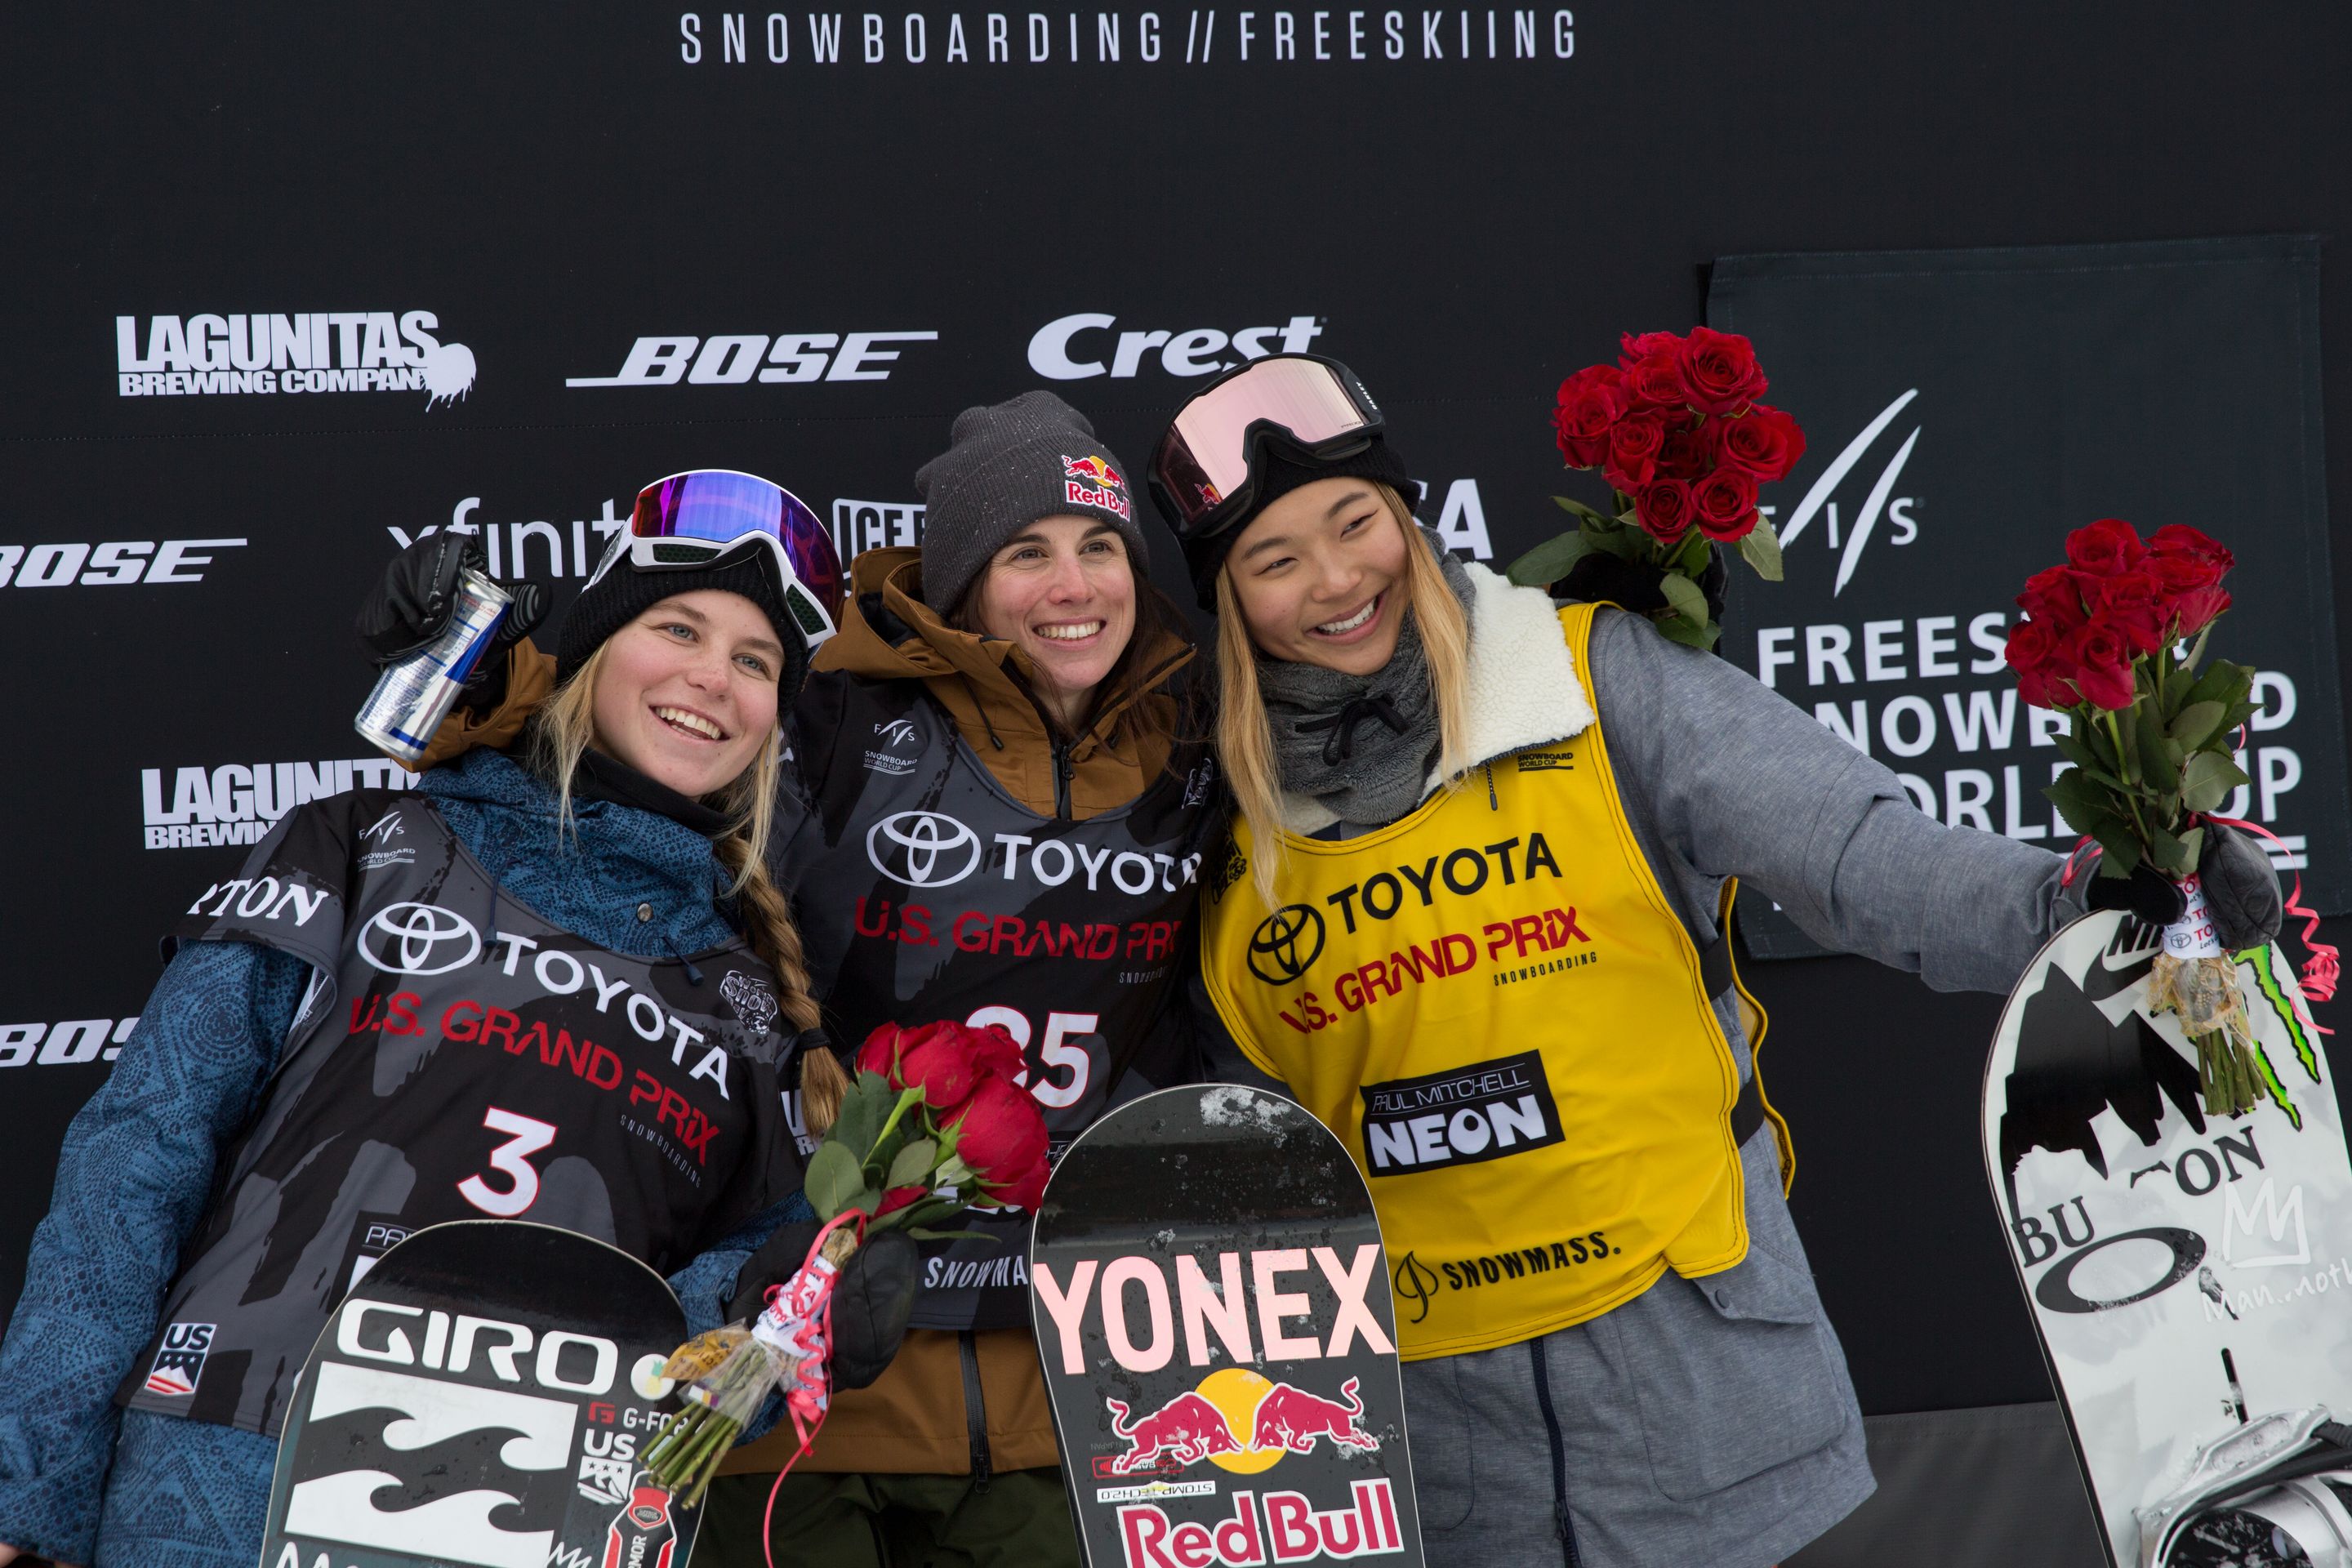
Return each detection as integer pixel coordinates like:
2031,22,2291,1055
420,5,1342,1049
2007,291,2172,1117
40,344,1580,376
0,941,307,1564
664,1191,816,1446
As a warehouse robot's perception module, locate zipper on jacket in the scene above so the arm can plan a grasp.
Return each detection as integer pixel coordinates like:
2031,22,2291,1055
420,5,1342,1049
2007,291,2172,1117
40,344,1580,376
959,1329,993,1492
1052,737,1074,820
1527,1338,1582,1567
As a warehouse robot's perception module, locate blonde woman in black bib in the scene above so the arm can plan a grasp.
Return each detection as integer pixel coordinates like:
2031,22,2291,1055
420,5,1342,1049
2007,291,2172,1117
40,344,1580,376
1151,354,2282,1568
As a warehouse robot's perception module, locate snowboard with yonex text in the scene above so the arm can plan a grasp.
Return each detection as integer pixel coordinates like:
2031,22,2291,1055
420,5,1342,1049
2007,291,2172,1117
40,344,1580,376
1982,911,2352,1566
258,1220,701,1568
1031,1085,1423,1568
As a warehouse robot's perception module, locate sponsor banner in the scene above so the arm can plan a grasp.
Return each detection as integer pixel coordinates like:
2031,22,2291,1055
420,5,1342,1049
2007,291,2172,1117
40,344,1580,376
115,313,474,404
565,331,938,388
831,497,926,563
1708,237,2350,957
675,8,1579,69
0,539,246,588
0,1018,138,1068
140,759,418,849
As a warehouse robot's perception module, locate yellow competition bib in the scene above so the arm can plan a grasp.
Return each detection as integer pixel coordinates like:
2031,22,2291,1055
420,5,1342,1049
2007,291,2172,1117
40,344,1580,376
1202,604,1779,1358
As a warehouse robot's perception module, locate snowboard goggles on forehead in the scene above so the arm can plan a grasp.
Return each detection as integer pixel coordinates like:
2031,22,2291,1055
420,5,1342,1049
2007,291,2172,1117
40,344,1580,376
598,468,844,648
1149,354,1384,539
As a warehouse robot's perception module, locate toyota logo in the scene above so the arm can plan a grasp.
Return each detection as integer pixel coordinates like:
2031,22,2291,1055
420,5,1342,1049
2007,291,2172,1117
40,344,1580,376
1247,904,1325,986
359,902,483,976
866,810,983,889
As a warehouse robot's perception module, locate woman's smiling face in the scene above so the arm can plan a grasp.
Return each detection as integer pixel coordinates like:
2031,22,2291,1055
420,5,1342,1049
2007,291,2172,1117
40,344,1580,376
1223,479,1410,675
589,589,782,796
971,513,1138,720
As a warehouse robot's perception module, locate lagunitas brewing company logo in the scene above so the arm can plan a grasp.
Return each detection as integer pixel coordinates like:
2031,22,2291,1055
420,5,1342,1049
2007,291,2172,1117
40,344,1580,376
1062,453,1132,519
115,313,474,403
140,757,416,849
1028,313,1322,380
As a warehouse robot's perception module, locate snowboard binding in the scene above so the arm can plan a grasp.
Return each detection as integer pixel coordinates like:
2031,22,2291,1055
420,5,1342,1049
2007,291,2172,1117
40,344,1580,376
2142,1407,2352,1567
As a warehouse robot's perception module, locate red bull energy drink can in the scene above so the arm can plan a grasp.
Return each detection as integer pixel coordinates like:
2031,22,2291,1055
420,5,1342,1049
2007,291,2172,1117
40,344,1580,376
354,567,511,768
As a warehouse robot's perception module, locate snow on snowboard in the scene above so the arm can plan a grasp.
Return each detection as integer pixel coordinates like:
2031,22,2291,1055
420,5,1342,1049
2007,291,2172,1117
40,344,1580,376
1984,911,2351,1566
1032,1085,1423,1568
258,1220,700,1568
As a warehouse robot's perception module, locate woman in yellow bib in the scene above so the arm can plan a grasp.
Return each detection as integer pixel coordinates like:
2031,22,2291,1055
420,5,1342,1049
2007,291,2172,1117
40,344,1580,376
1142,354,2282,1568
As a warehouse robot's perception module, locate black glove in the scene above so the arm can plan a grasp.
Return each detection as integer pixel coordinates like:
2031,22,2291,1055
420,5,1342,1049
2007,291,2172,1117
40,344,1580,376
726,1223,920,1392
1556,545,1729,625
2086,822,2283,953
354,532,548,710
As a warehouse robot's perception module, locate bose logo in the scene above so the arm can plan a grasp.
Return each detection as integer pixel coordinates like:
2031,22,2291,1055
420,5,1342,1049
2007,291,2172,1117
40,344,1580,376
568,332,940,387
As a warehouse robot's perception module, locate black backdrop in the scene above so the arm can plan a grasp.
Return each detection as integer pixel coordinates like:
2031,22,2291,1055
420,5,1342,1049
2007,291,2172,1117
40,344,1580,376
3,3,2349,1434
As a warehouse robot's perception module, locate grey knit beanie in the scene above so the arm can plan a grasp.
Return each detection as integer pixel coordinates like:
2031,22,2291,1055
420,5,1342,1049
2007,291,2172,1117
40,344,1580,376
912,390,1151,614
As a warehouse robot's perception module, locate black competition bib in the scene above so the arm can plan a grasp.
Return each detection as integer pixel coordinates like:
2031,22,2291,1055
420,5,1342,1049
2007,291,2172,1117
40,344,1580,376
800,681,1218,1330
120,791,794,1436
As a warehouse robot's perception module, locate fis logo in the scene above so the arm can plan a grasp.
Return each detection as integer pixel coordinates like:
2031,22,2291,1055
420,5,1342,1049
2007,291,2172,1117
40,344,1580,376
116,313,474,405
567,332,939,388
1062,453,1131,519
144,1321,216,1396
141,758,416,849
1775,388,1924,595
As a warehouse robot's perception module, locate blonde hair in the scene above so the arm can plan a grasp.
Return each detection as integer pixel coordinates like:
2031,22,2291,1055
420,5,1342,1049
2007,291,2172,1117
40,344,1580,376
1214,486,1471,904
533,640,849,1133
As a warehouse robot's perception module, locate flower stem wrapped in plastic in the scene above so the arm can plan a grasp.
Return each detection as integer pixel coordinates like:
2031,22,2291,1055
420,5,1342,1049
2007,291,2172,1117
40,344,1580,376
642,1021,1051,1508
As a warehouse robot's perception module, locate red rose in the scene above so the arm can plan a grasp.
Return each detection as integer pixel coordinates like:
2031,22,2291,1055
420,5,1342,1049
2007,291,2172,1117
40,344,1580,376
2062,620,2137,710
1604,413,1667,490
1715,403,1806,482
1691,467,1759,542
2148,523,2234,574
1552,364,1625,469
2149,552,2231,636
2015,564,2088,629
2004,618,2068,709
1623,350,1688,412
947,1075,1049,1207
1634,479,1695,542
1617,329,1683,368
1654,416,1713,482
2080,567,2168,657
855,1022,902,1078
897,1023,993,1111
2065,518,2146,577
1676,327,1767,415
876,1185,926,1216
964,1022,1025,1083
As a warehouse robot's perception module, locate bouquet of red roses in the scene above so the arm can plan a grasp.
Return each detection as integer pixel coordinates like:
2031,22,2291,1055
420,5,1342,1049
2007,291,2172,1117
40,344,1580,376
1509,327,1806,650
643,1021,1048,1504
2002,519,2266,1112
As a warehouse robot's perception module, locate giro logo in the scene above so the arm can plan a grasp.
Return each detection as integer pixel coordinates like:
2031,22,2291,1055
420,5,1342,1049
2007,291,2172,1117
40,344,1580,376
1774,388,1924,596
866,811,984,889
359,903,483,976
1246,905,1326,986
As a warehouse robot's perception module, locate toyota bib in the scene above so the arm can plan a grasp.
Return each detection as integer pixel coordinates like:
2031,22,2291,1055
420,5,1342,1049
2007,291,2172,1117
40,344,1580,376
795,677,1218,1330
118,790,798,1436
1201,603,1787,1359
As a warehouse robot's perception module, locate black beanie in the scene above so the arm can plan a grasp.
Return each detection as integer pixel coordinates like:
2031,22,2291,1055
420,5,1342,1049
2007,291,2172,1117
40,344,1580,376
1177,438,1418,608
912,390,1151,615
556,543,811,693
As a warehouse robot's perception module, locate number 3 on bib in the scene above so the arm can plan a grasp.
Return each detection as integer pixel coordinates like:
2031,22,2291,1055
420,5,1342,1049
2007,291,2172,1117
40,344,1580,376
965,1007,1099,1109
457,1106,559,1217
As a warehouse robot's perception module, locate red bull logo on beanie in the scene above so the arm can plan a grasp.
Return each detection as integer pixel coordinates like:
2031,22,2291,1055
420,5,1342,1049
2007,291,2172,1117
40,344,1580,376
1062,452,1133,519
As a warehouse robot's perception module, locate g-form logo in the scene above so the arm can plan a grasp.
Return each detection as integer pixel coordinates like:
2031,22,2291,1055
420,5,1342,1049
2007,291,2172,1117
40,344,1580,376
359,902,483,976
866,810,983,889
1246,904,1325,986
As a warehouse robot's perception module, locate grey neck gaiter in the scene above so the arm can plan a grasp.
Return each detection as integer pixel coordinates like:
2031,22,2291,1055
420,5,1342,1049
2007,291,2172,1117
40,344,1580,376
1256,537,1477,827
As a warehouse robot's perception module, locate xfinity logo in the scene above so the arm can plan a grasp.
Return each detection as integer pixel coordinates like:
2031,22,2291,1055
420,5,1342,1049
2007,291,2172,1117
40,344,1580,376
1027,313,1323,380
868,810,984,888
1773,388,1923,596
116,313,474,405
568,330,939,387
389,497,630,581
143,758,416,849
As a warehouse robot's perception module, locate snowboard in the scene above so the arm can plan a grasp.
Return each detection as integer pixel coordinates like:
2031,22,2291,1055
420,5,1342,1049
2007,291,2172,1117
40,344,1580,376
258,1219,702,1568
1030,1084,1423,1568
1981,911,2352,1566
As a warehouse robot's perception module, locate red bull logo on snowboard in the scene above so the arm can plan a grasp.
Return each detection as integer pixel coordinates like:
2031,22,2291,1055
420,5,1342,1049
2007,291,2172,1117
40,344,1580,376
1062,452,1133,519
1119,1479,1406,1566
1104,1371,1381,1476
